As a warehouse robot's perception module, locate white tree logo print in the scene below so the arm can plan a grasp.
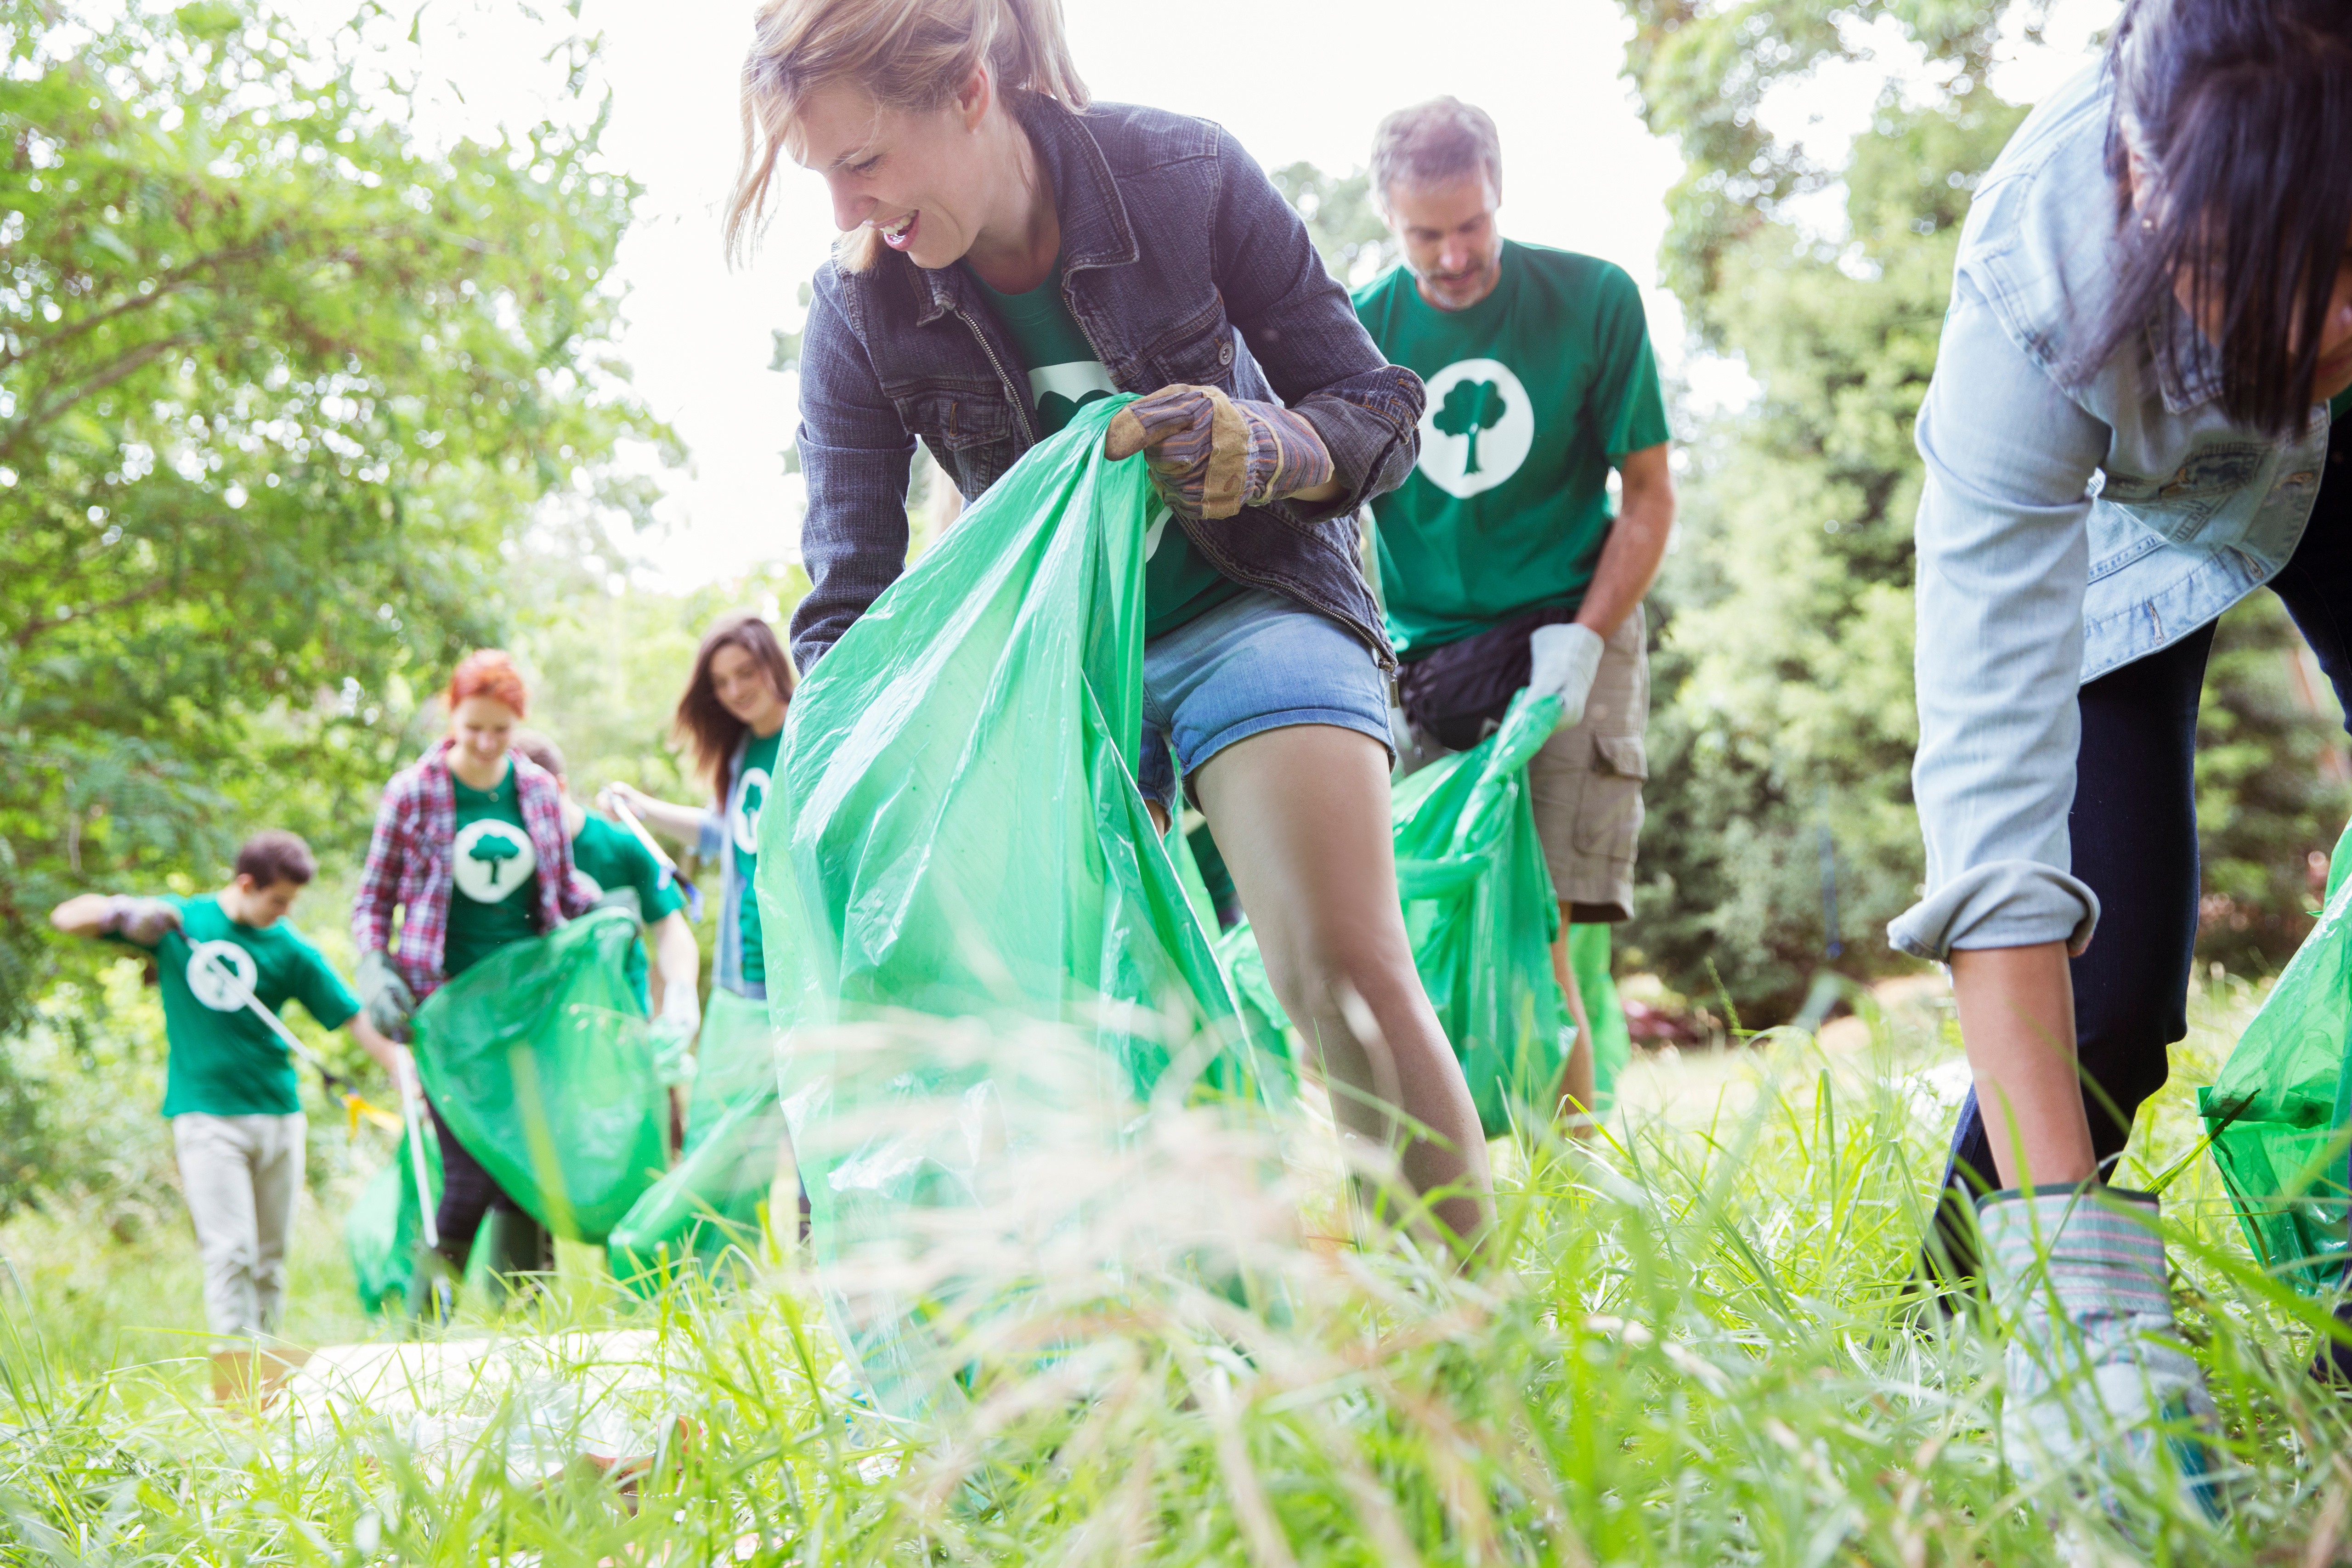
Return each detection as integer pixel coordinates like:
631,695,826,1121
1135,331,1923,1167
187,940,258,1012
453,820,537,903
1415,358,1535,499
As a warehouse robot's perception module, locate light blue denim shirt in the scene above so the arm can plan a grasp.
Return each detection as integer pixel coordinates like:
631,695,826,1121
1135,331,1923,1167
1891,63,2332,962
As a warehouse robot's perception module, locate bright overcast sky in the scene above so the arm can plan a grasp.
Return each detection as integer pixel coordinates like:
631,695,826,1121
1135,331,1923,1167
379,0,2119,588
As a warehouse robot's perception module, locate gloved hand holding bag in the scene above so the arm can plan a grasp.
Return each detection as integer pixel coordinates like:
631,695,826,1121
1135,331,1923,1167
1102,383,1334,520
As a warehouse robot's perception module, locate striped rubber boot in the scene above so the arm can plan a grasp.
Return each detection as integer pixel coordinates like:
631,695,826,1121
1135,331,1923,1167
1975,1185,2231,1522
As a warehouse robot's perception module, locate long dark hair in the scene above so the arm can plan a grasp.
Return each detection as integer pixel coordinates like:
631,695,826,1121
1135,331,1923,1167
2075,0,2352,438
674,612,798,797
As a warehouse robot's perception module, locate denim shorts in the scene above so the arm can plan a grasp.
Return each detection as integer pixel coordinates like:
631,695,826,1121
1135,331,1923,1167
1136,587,1395,811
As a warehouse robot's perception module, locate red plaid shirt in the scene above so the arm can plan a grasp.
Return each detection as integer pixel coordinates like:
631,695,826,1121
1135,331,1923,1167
352,741,598,999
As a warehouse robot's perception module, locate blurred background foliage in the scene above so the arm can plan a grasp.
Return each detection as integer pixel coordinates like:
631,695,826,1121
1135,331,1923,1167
6,0,2351,1229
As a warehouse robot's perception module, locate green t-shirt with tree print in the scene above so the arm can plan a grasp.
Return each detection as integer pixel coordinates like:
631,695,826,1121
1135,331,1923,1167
572,812,684,1010
963,258,1246,639
1352,240,1672,658
444,763,543,977
731,727,783,989
110,894,361,1118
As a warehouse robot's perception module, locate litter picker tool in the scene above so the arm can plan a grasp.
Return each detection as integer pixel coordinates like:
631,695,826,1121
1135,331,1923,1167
601,788,704,920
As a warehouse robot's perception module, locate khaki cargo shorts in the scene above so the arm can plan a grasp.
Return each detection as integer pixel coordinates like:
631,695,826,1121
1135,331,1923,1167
1391,605,1651,923
1528,605,1649,923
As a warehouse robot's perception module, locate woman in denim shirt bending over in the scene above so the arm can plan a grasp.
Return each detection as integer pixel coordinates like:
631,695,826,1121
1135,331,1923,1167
1898,0,2352,1505
727,0,1488,1244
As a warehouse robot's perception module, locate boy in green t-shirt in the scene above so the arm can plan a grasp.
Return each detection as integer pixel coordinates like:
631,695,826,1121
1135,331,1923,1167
1354,98,1678,1132
48,831,406,1349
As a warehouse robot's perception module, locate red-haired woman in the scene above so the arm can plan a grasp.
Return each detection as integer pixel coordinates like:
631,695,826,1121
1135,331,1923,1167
353,650,598,1287
608,613,796,1003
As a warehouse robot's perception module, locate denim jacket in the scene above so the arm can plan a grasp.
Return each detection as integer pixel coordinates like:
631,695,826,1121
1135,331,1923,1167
788,91,1425,675
1892,64,2332,962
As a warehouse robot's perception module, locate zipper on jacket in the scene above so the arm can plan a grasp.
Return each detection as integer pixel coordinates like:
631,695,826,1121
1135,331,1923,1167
951,305,1038,449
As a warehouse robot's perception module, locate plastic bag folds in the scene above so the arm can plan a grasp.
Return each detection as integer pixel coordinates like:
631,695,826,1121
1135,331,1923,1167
409,909,668,1245
756,397,1268,1418
1220,689,1573,1137
2200,821,2352,1293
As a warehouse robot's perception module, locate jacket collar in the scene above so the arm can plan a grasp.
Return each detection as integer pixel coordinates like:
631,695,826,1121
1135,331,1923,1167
909,92,1138,327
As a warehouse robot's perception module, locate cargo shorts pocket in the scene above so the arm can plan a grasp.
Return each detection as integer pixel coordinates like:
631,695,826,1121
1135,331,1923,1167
1571,734,1648,862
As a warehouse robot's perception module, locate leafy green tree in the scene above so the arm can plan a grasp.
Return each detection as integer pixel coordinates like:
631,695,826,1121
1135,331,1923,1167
0,0,663,1117
1433,378,1508,475
1270,162,1398,287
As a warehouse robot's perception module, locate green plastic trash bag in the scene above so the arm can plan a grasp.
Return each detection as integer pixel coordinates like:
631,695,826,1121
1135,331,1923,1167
683,989,778,1157
1221,689,1572,1137
609,990,788,1291
756,396,1267,1418
1569,923,1631,1114
347,1122,442,1314
2200,821,2352,1293
411,909,668,1245
607,1092,789,1295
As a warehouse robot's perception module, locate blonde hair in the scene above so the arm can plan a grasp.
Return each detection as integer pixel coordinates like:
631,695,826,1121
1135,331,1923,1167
729,0,1089,272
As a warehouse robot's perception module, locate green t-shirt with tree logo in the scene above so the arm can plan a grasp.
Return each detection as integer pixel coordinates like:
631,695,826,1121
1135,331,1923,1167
445,763,543,977
963,259,1245,639
573,813,684,1010
1352,239,1671,658
731,727,783,989
111,894,361,1118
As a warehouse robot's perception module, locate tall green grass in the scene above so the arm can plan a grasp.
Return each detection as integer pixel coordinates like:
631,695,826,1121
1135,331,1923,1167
4,975,2348,1565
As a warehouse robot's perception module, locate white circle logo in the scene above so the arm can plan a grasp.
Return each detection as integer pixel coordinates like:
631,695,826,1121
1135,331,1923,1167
453,819,537,903
187,940,258,1012
1415,358,1535,498
731,766,772,855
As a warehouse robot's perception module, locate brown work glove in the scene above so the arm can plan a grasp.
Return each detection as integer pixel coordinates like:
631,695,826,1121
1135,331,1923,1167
1102,384,1335,521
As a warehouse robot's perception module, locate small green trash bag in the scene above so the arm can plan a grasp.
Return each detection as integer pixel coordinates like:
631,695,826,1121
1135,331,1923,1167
2200,822,2352,1293
1218,689,1573,1137
410,908,668,1245
608,990,787,1293
347,1123,442,1314
756,396,1267,1418
1568,923,1632,1115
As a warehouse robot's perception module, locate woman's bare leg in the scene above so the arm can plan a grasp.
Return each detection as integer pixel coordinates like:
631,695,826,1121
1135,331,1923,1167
1193,724,1491,1246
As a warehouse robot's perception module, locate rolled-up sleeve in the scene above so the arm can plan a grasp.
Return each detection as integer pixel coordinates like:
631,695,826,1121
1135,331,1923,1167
1888,273,2110,962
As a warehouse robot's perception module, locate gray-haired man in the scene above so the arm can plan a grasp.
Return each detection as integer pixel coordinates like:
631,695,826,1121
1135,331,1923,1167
1353,97,1676,1127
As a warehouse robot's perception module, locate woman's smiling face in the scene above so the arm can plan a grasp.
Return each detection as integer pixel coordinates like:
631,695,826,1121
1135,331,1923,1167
794,74,1000,270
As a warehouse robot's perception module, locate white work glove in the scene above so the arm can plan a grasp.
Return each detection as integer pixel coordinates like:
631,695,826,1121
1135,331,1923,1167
1977,1186,2236,1523
651,983,702,1087
357,949,417,1037
1527,623,1606,731
101,895,181,946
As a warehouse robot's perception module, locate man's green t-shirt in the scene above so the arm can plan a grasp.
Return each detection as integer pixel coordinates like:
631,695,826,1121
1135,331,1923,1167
112,894,361,1118
963,259,1245,639
572,813,684,1009
2333,385,2352,423
1352,240,1672,658
445,764,542,977
731,728,783,989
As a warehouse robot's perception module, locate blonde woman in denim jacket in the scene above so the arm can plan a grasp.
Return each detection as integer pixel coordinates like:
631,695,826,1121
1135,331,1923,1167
1897,0,2352,1508
726,0,1489,1245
